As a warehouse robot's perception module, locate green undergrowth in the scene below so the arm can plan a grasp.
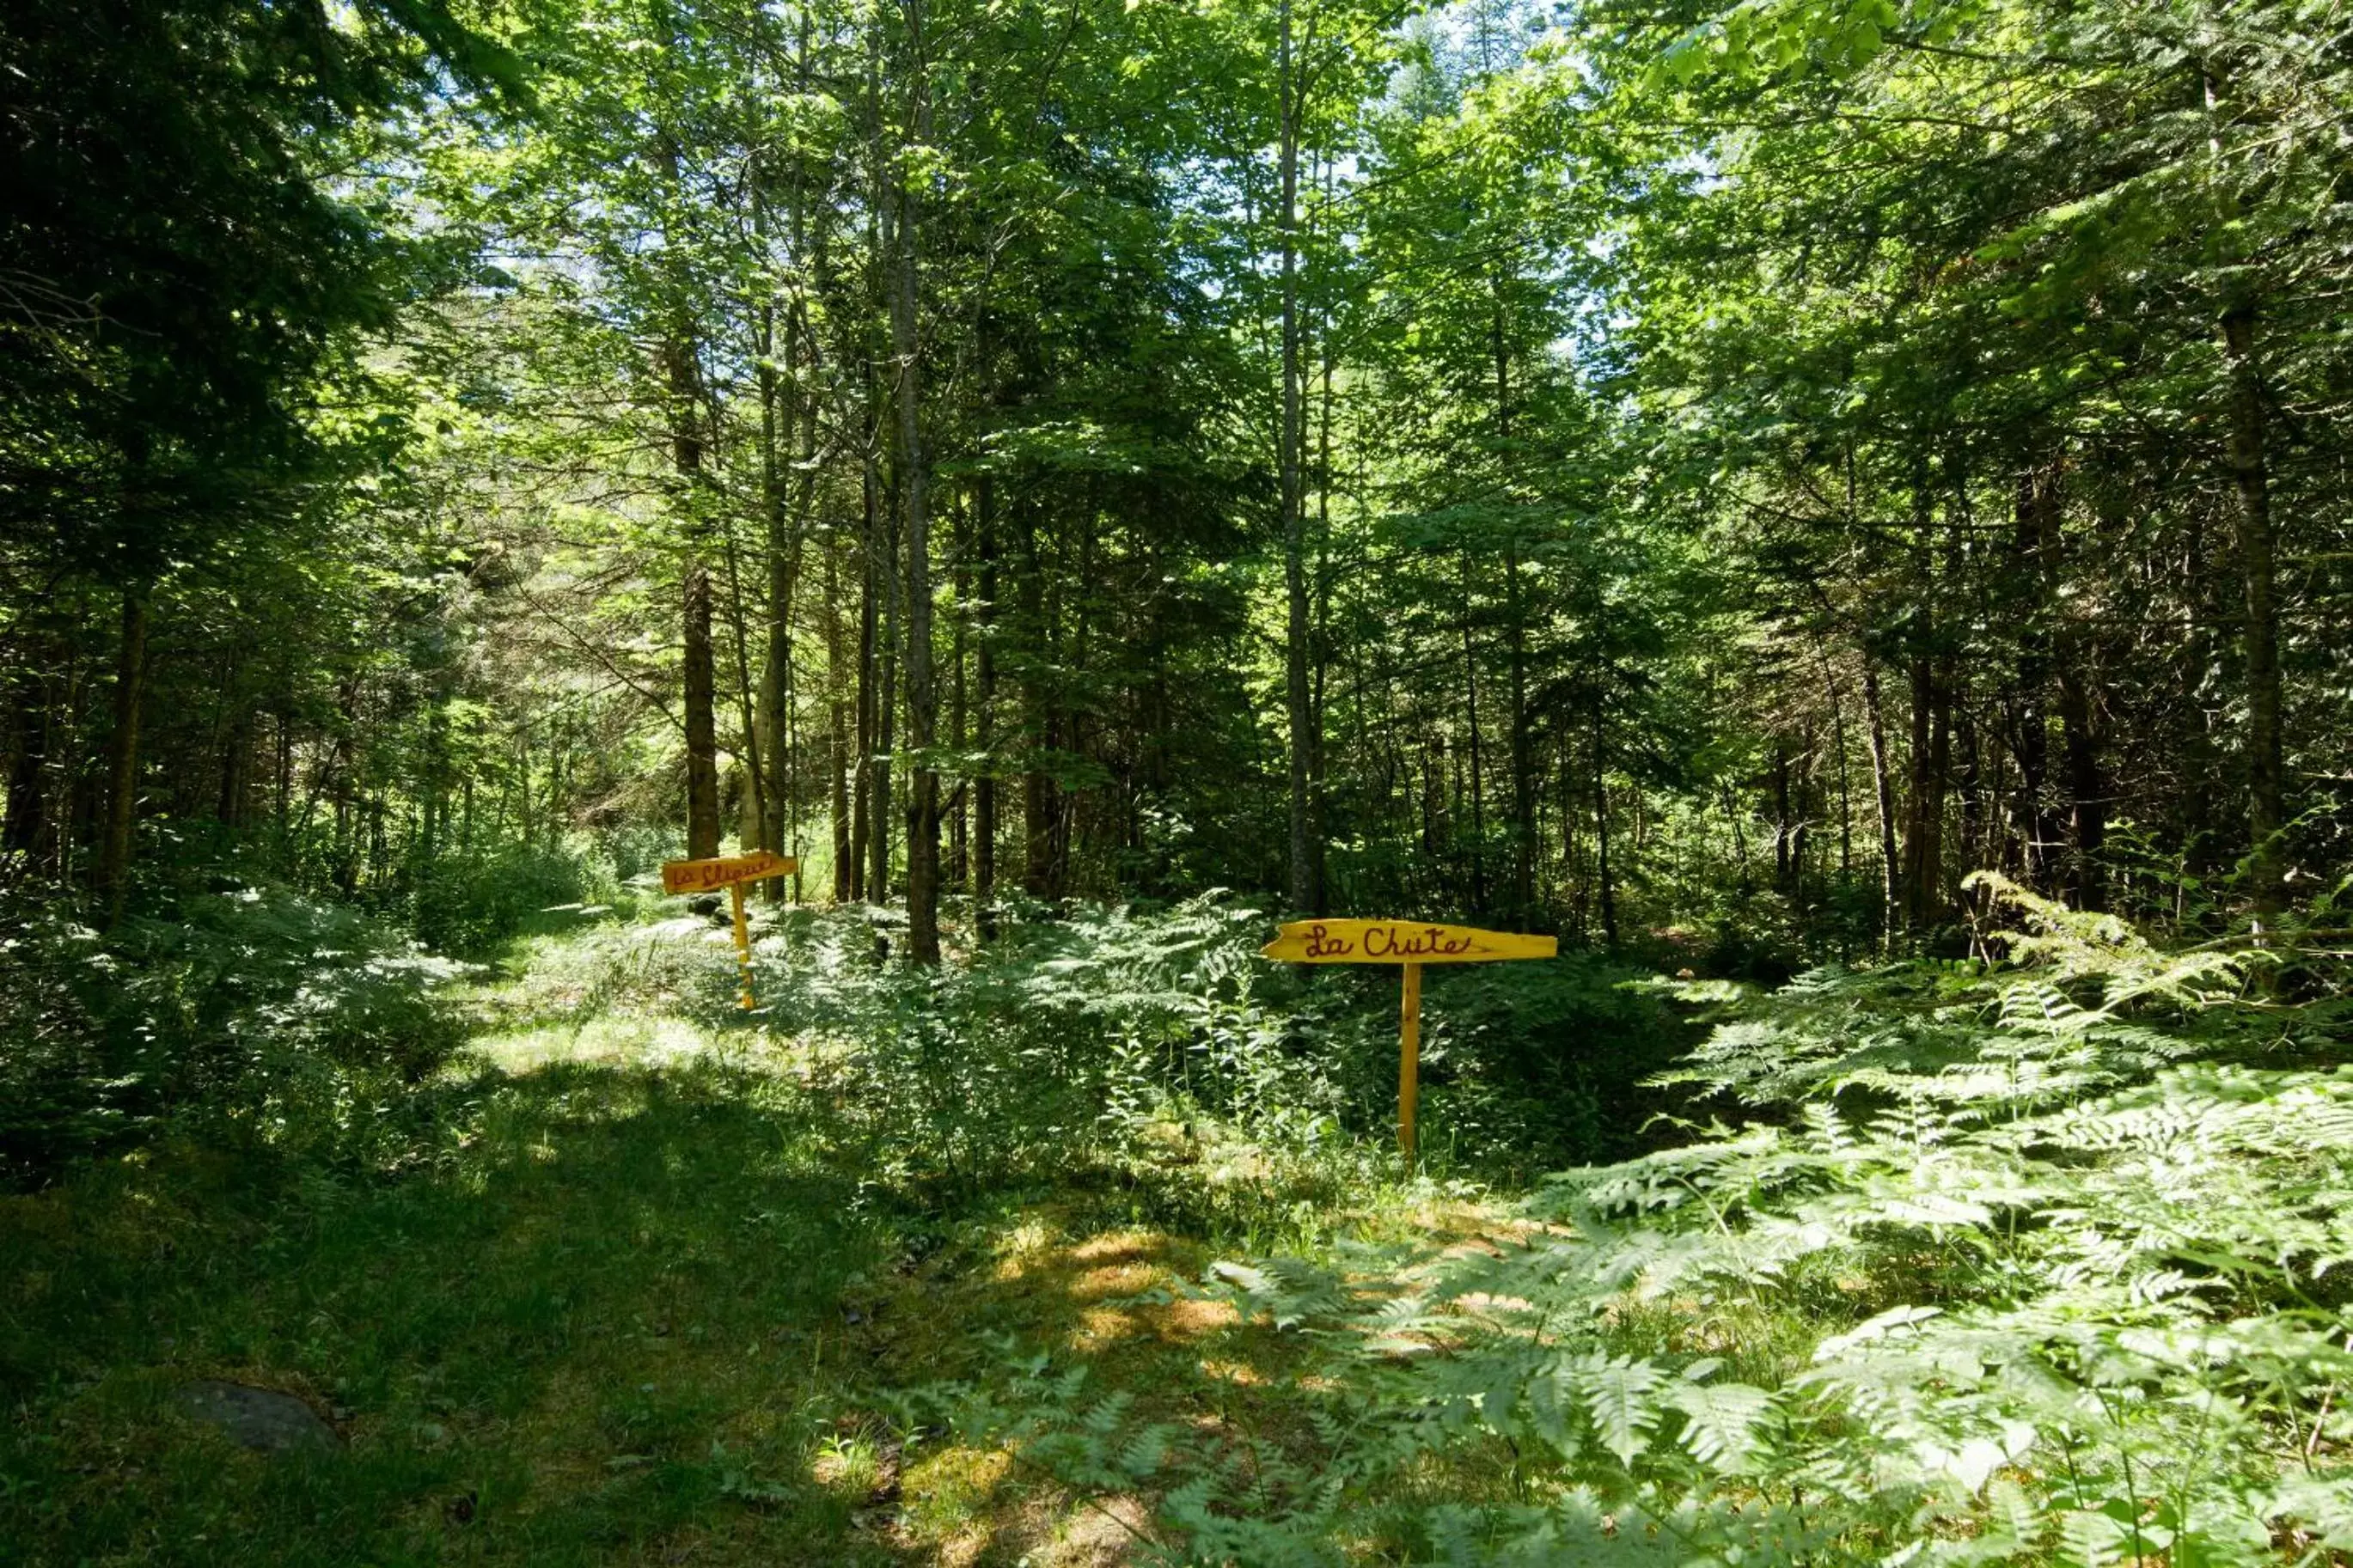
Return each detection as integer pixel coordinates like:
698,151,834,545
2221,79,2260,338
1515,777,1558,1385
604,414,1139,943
15,882,2339,1564
0,880,476,1188
1,1063,902,1564
1,891,1585,1565
969,878,2353,1565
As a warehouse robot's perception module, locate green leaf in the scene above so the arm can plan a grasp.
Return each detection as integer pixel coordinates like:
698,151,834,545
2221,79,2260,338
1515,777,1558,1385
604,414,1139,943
1567,1353,1665,1467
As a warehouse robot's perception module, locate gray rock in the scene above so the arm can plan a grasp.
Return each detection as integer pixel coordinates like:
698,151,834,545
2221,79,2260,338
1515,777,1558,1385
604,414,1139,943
174,1381,341,1455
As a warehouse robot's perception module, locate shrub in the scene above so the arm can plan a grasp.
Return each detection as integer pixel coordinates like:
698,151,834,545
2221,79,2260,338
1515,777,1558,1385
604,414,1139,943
979,876,2353,1564
407,839,591,955
0,881,471,1187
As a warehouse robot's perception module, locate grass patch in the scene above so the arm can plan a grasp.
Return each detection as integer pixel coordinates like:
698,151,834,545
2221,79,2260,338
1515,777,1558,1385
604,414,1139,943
0,912,1431,1565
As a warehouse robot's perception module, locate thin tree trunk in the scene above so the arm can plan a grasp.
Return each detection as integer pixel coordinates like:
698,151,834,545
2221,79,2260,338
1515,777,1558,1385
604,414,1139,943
826,540,855,902
892,0,940,963
670,334,721,863
850,493,877,901
2222,304,2284,913
949,513,968,890
1902,655,1951,930
1773,742,1793,893
4,658,52,861
1817,644,1853,878
974,473,998,939
1019,514,1059,899
2028,466,2105,907
1494,290,1535,918
1592,695,1616,948
1459,552,1486,912
1862,662,1900,947
869,461,896,906
1277,0,1316,916
755,296,790,859
96,587,148,918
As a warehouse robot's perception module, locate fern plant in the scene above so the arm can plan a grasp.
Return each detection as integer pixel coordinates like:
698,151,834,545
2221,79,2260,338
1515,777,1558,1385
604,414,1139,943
975,876,2353,1564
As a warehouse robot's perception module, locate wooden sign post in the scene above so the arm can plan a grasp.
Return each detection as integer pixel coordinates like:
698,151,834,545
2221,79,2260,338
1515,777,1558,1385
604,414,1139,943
662,851,798,1010
1261,919,1556,1162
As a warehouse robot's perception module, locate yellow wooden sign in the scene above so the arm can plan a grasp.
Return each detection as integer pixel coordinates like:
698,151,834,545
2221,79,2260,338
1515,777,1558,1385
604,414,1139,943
1262,919,1556,1164
1258,919,1556,966
661,851,798,1010
660,851,797,896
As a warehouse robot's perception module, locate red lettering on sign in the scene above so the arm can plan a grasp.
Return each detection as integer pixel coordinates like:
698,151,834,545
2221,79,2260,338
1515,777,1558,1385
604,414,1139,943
1362,924,1478,959
1304,923,1355,959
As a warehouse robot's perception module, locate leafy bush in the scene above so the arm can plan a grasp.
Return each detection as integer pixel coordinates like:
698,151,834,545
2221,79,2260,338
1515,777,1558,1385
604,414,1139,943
750,895,1344,1194
0,882,471,1187
978,876,2353,1564
1417,953,1689,1172
407,839,595,955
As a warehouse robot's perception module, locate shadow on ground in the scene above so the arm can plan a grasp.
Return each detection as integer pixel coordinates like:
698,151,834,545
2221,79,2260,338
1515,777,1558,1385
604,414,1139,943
0,1056,1311,1567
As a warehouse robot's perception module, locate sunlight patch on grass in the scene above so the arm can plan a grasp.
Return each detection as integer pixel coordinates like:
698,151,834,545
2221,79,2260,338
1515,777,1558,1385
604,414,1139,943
469,1013,780,1074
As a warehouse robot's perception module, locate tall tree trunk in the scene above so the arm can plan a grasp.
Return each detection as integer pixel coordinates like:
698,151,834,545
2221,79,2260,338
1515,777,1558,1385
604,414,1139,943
949,516,969,890
1018,516,1059,899
4,658,52,861
1459,552,1487,913
416,693,441,863
826,540,855,902
1898,474,1952,932
682,559,721,861
852,470,880,907
892,0,940,964
2222,304,2284,914
1862,662,1900,947
2027,465,2105,907
850,493,877,901
755,299,790,862
96,587,148,918
1773,742,1794,893
1902,654,1950,930
974,473,998,938
1591,695,1616,948
758,461,805,900
2011,472,2058,892
669,336,721,862
1277,0,1317,916
1815,641,1853,879
1493,290,1535,919
868,464,896,906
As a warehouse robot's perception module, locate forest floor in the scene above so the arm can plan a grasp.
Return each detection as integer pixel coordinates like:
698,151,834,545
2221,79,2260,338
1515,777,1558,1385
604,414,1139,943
0,915,1454,1567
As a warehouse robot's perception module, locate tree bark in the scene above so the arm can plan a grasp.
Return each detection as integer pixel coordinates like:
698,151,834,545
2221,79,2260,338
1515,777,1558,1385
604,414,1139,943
868,461,896,907
1493,290,1535,920
3,657,52,862
2222,304,2284,913
1018,514,1060,900
1277,0,1317,916
754,292,791,870
95,587,148,918
2026,465,2105,906
892,0,940,964
1592,695,1616,948
1460,551,1487,913
1902,653,1951,930
974,473,998,939
669,334,722,863
1861,662,1900,946
851,465,878,901
826,540,855,902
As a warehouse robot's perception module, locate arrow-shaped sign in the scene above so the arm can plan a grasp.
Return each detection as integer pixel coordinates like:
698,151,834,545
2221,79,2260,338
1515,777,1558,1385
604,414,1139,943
1262,918,1556,1164
660,851,797,896
661,851,799,1009
1260,919,1556,965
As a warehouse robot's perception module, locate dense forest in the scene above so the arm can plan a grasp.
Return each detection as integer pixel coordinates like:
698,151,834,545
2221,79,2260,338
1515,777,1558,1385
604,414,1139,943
6,0,2353,1563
